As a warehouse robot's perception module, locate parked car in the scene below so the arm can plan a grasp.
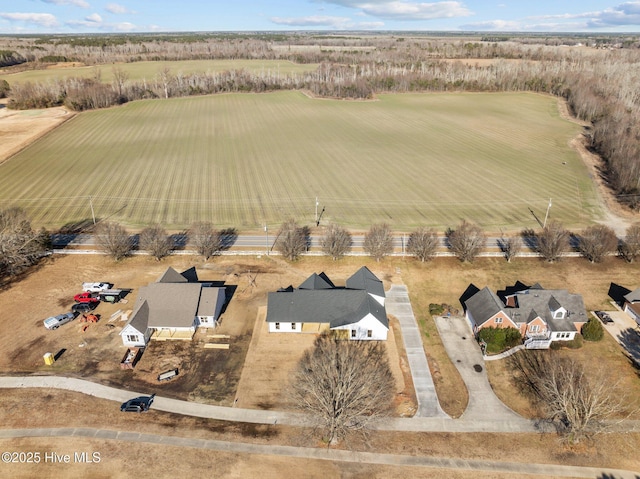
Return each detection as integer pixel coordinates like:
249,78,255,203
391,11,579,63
74,292,100,304
120,394,155,413
44,312,76,330
71,302,98,314
594,311,614,324
82,282,113,293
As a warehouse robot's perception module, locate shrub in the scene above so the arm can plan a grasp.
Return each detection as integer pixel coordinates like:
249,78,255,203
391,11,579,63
477,327,521,354
429,303,444,316
581,317,604,342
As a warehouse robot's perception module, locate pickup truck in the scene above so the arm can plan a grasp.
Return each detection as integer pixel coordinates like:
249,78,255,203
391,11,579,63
74,292,101,303
82,282,113,293
44,312,76,330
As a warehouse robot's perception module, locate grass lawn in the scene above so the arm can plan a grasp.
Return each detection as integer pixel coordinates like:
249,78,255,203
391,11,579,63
0,91,598,230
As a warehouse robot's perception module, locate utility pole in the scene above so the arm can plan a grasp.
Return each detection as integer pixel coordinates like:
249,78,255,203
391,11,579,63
543,198,552,228
89,196,96,225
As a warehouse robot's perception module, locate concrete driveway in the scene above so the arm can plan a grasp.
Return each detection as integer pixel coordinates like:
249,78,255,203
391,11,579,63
434,316,524,422
597,307,640,366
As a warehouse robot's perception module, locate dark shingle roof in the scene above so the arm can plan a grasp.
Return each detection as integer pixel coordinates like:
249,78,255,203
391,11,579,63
346,266,385,298
464,287,505,327
299,272,335,290
266,289,388,329
513,289,586,332
197,287,225,317
128,300,150,333
157,267,188,284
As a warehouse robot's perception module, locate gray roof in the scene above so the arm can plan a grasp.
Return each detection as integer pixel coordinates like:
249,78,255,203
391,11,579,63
127,300,150,334
140,283,202,328
197,287,225,317
157,267,188,284
266,289,388,329
624,288,640,303
346,266,385,298
464,287,505,327
299,272,335,290
512,289,586,328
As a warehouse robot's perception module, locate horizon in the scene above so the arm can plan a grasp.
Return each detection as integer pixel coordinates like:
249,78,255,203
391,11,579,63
1,1,640,35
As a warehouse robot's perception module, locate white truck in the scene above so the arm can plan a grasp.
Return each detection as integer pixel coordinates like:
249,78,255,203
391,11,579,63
82,282,113,293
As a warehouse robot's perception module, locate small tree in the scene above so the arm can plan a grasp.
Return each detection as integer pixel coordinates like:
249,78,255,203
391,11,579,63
536,220,570,262
447,220,486,262
577,225,618,263
275,219,307,261
407,227,438,262
510,351,627,444
363,223,393,262
620,224,640,263
477,327,521,354
320,223,352,260
139,224,172,260
291,333,395,444
188,222,221,260
0,207,50,282
581,316,604,341
498,234,522,262
95,221,131,260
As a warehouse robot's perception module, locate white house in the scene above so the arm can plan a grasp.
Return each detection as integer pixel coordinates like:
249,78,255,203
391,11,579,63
120,267,226,347
623,288,640,326
265,267,389,340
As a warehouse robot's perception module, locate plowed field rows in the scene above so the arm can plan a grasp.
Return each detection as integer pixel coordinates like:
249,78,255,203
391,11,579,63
0,91,600,230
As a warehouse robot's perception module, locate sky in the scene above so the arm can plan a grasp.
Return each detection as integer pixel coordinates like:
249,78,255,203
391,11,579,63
1,1,640,34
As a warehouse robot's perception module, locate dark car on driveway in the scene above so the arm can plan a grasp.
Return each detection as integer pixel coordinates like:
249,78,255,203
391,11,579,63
120,394,155,412
594,311,614,324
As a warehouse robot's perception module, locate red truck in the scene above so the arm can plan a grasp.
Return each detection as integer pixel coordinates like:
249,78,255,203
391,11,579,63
73,292,100,304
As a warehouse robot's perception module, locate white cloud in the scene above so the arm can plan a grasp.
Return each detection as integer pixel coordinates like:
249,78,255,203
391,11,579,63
270,15,353,28
85,13,102,23
105,3,135,15
460,19,521,31
0,12,59,27
321,0,471,20
42,0,90,7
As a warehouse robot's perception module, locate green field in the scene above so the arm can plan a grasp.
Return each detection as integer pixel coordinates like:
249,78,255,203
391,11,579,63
0,59,318,85
0,91,601,231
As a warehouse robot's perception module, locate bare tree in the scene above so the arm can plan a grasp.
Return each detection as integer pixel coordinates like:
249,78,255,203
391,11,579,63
407,227,438,262
364,223,393,262
320,223,352,260
498,234,522,262
0,207,49,282
577,224,618,263
620,224,640,263
291,333,395,444
536,220,570,262
510,351,628,444
95,221,131,261
188,222,221,260
139,224,173,260
447,220,486,262
275,218,308,261
112,66,129,100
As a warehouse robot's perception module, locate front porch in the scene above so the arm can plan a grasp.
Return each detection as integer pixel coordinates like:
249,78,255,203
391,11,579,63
151,328,195,341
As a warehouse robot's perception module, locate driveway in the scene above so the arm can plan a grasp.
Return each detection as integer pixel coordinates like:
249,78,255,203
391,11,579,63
385,285,448,418
434,316,524,422
598,307,640,366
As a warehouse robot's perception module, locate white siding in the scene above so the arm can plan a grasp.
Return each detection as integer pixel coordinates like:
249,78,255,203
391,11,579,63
551,331,576,341
331,314,388,340
120,324,148,347
268,321,301,333
624,304,640,326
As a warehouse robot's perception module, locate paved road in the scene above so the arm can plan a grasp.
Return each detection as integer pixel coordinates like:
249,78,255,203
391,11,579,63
1,427,637,478
385,285,448,418
434,316,525,423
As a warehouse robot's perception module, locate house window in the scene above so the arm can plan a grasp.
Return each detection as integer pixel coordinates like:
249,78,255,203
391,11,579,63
291,323,296,330
275,322,280,330
530,325,539,333
351,330,356,338
554,311,564,319
126,334,138,343
495,317,503,324
367,330,373,338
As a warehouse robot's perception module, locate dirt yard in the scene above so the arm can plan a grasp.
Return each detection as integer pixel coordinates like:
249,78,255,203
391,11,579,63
0,254,412,411
0,99,73,165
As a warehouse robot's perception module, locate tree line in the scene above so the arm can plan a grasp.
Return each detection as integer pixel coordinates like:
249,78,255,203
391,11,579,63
2,33,639,208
